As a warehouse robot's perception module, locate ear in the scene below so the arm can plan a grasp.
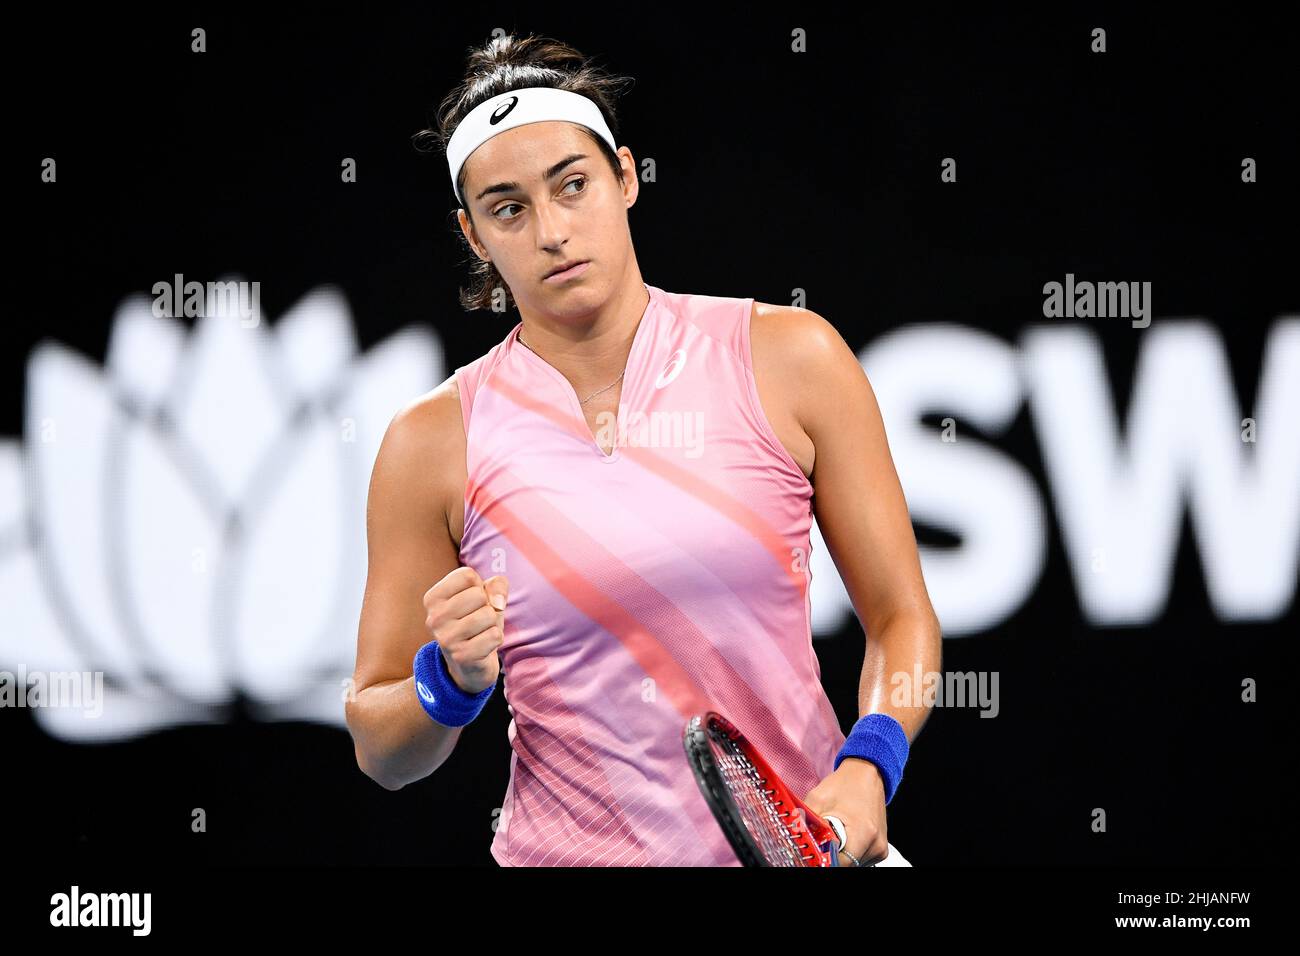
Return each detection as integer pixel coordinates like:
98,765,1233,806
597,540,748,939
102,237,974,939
457,208,490,262
616,146,640,209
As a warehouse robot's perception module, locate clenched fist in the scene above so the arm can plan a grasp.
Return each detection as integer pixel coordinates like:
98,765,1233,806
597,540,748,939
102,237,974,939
422,566,508,695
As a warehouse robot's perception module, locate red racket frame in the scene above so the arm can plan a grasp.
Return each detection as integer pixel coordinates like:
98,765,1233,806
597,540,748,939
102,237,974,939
683,711,841,867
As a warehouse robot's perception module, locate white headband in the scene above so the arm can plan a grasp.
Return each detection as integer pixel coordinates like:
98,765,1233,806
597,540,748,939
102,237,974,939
446,87,617,206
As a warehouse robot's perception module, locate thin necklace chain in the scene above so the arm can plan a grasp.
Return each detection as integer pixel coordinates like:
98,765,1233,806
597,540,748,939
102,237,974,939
517,329,627,405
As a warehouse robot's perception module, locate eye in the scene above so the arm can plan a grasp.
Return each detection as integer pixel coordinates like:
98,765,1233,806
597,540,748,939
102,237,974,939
491,177,586,220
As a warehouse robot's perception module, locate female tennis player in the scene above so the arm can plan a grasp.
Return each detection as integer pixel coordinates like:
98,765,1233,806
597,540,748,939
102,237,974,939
346,33,942,867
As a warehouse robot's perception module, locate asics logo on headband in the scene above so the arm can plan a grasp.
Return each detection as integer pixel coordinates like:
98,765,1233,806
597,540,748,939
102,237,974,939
490,97,519,125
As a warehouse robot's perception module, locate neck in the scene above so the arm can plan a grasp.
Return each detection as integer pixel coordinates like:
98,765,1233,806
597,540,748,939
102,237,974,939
517,275,650,393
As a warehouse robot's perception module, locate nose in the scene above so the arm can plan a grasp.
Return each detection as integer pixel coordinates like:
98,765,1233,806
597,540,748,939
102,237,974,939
532,198,569,251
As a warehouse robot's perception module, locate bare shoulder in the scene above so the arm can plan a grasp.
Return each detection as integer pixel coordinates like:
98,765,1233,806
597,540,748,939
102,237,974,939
372,373,467,544
749,301,864,396
746,301,830,480
748,301,869,481
383,374,464,462
749,301,849,364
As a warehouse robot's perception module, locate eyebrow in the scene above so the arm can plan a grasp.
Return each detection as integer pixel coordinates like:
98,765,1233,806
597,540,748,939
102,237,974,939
473,153,590,202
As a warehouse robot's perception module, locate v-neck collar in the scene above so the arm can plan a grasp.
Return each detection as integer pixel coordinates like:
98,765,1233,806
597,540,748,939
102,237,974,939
509,283,659,462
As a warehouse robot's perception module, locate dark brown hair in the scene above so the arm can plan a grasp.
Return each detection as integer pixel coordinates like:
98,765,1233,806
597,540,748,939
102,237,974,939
413,34,636,312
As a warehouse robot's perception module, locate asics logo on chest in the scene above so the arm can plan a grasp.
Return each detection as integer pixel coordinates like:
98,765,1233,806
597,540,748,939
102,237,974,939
654,349,688,389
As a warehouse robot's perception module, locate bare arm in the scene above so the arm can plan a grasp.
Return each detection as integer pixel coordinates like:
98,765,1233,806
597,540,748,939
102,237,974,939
346,378,468,790
772,309,944,743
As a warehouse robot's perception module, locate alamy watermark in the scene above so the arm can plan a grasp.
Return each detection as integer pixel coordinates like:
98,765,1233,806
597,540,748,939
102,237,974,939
151,273,260,327
1042,272,1151,328
0,666,104,717
889,666,1000,717
593,409,705,458
50,886,151,935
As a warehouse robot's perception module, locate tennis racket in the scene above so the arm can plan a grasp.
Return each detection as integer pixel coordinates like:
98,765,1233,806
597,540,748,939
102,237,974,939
683,710,870,867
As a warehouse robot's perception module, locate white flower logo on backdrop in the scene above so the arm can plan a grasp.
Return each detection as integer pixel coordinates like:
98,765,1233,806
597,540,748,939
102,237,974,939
0,277,443,741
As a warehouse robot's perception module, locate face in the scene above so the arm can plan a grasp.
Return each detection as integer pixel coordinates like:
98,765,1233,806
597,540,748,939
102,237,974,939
456,121,638,318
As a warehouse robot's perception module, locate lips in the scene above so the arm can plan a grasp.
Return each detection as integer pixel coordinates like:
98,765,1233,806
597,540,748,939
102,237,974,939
545,260,589,279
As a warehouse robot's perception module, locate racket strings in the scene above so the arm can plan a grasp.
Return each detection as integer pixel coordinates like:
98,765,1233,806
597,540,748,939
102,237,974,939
709,729,818,866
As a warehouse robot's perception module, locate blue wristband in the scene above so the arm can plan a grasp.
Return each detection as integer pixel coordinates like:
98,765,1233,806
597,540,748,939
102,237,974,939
834,713,909,804
412,640,495,727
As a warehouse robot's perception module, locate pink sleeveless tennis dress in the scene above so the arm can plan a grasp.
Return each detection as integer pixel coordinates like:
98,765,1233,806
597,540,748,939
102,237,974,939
453,282,847,866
